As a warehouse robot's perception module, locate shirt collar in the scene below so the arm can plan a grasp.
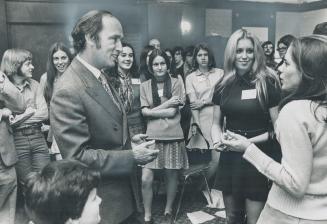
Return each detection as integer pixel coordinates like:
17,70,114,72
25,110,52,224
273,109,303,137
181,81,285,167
16,79,31,92
195,69,214,76
76,55,102,80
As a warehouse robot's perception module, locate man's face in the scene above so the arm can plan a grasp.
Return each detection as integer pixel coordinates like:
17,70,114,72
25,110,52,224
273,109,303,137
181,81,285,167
19,60,34,79
185,54,193,66
277,43,288,59
149,39,160,49
174,50,183,64
263,43,274,57
92,16,123,69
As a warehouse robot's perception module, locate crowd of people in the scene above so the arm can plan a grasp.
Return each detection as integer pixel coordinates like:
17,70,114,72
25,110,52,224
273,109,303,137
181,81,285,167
0,8,327,224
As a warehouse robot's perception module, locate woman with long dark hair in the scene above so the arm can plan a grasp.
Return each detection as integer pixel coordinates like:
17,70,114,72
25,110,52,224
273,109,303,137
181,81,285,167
140,49,188,224
106,42,145,137
185,43,223,178
40,42,73,160
220,35,327,224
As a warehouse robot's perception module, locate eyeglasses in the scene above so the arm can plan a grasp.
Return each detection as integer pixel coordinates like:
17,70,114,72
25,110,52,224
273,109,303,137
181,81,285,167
277,47,287,52
263,46,273,50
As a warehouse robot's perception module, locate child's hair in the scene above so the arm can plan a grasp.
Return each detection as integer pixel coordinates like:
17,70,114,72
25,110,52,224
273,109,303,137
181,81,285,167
25,160,100,224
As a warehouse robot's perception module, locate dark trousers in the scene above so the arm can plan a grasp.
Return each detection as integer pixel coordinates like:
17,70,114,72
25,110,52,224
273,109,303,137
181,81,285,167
0,159,17,224
13,128,50,186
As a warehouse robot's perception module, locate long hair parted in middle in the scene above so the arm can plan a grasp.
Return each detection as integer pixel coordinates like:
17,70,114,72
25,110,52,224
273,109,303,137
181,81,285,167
148,49,172,107
44,42,73,104
217,29,280,110
192,43,216,71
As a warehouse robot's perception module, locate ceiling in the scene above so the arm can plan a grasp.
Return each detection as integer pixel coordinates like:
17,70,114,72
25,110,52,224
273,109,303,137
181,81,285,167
229,0,322,3
153,0,325,4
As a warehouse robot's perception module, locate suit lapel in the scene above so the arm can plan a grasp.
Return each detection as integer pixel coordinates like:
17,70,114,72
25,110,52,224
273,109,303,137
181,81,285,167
102,73,128,145
70,59,123,122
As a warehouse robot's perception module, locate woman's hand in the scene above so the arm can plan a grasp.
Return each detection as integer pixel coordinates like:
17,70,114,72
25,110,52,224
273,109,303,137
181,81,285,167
190,99,205,110
221,131,252,153
191,124,198,136
163,96,182,108
213,140,228,152
0,108,12,118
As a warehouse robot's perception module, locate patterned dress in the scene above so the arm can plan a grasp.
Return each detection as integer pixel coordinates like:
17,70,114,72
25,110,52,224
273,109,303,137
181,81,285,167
140,77,189,169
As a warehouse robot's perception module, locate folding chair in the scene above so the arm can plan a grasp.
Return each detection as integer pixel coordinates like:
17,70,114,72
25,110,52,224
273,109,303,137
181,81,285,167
173,163,213,223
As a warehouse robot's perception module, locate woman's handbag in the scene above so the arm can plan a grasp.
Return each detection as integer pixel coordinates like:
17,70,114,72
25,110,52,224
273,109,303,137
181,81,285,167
186,123,212,164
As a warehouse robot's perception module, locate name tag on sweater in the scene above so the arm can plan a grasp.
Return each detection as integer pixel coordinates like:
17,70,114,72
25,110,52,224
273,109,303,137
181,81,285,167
158,89,163,97
131,78,140,85
241,89,256,100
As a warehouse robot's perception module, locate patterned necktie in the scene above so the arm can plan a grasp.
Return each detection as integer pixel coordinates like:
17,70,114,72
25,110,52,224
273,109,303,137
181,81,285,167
99,73,121,111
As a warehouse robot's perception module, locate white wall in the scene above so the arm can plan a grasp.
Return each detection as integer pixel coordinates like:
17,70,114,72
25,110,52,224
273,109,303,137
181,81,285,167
276,8,327,44
275,11,301,43
300,8,327,35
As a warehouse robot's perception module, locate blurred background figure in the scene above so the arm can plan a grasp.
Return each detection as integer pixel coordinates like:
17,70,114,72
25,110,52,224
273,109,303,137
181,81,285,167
39,42,74,161
276,34,296,69
183,45,195,77
139,45,155,81
25,160,101,224
261,41,277,70
0,71,26,224
149,38,161,50
313,21,327,35
171,46,185,81
164,48,173,70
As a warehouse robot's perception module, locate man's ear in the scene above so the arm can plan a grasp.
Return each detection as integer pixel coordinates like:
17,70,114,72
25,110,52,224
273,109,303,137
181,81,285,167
85,34,96,47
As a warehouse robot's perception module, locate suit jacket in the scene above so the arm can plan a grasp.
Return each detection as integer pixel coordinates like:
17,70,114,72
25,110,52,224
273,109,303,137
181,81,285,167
0,74,26,167
50,58,141,224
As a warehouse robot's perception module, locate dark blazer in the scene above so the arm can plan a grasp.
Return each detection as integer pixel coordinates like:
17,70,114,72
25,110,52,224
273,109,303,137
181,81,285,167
0,74,26,167
50,58,141,224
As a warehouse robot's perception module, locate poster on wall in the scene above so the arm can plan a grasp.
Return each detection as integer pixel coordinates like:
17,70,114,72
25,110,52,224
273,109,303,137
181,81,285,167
243,26,269,42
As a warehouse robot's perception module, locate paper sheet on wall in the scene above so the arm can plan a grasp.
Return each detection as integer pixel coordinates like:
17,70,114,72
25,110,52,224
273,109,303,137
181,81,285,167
243,26,268,42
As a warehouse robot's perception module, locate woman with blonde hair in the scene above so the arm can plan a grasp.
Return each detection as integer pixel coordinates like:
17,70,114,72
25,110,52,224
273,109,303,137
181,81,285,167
211,29,281,224
221,35,327,224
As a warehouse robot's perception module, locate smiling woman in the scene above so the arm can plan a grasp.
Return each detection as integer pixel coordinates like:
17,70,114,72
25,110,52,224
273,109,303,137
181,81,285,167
220,34,327,224
39,42,73,160
140,49,189,224
211,29,281,224
105,42,145,138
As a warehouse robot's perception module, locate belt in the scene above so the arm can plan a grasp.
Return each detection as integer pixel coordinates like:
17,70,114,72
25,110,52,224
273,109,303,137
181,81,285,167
228,128,267,137
13,124,42,135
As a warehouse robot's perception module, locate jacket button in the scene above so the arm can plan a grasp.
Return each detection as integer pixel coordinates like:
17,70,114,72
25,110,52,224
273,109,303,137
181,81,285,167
114,126,118,131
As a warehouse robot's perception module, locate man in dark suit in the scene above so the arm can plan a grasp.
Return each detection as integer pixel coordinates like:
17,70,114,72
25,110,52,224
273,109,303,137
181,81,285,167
0,72,26,224
50,10,158,224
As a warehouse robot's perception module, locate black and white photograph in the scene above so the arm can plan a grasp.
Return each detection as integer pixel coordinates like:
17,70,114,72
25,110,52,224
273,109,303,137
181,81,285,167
0,0,327,223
